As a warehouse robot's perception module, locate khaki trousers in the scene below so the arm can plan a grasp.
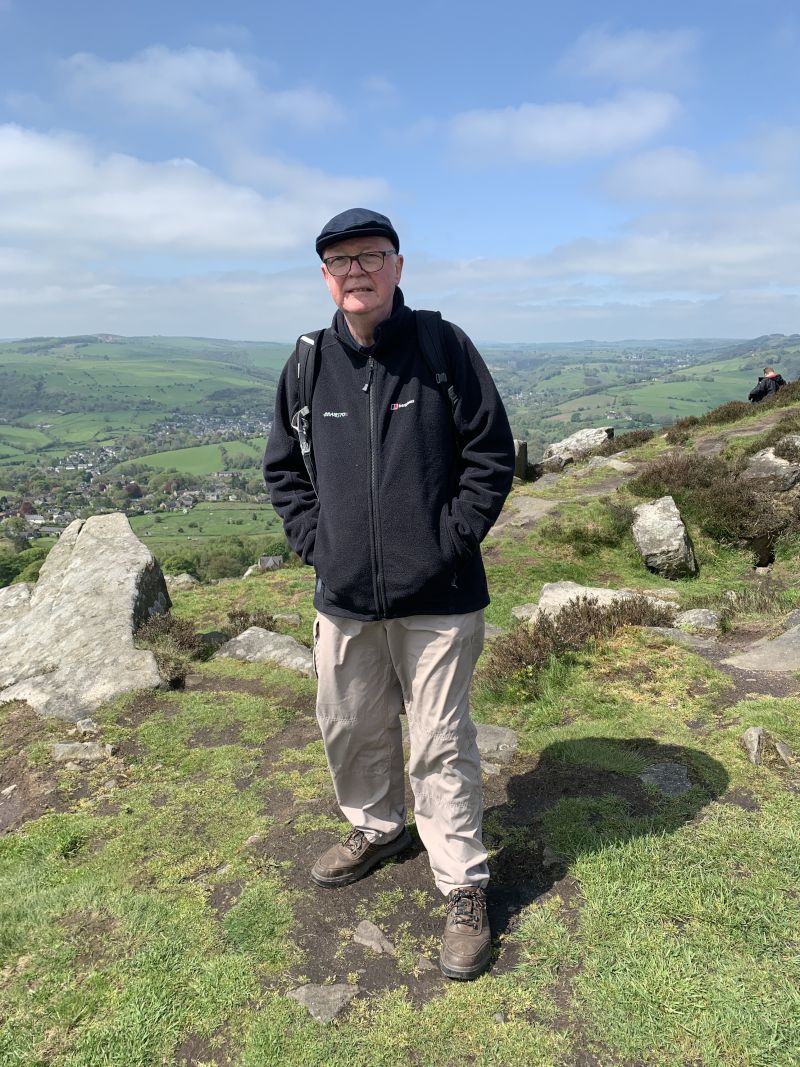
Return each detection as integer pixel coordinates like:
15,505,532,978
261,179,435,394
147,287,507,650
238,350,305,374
314,609,488,895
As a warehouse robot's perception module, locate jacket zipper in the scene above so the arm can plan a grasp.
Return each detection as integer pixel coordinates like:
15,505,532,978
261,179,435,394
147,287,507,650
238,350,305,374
364,357,387,617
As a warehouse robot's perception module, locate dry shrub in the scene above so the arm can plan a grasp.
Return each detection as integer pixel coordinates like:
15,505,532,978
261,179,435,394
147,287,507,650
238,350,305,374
595,429,654,457
774,379,800,407
701,400,752,426
630,451,727,498
665,416,700,444
480,595,674,691
135,612,206,686
227,608,276,635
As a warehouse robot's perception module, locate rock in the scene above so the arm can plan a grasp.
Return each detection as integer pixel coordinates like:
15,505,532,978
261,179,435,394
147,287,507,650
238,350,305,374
1,784,18,798
491,495,559,534
484,623,504,642
243,832,269,852
584,455,636,474
198,630,229,652
476,724,518,760
526,461,544,481
512,581,675,624
723,625,800,673
632,496,698,579
214,627,314,676
0,582,34,639
644,626,718,650
259,555,284,572
287,983,359,1024
52,741,112,762
164,573,199,592
482,762,502,777
416,954,438,973
513,439,528,480
353,920,396,956
541,453,570,473
674,609,722,634
75,718,99,736
274,612,302,628
739,447,800,492
242,565,260,578
774,739,794,766
543,427,614,466
742,727,766,765
0,515,168,722
639,762,692,797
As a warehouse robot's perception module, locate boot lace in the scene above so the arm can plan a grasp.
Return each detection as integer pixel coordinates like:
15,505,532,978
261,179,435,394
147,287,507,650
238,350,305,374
446,888,486,930
343,829,368,854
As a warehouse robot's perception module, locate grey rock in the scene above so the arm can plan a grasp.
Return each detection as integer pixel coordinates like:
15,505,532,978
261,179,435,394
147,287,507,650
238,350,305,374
639,762,692,797
632,496,698,579
513,439,528,481
482,762,502,777
541,453,571,473
1,784,18,798
0,515,168,722
52,741,112,762
198,630,229,652
723,625,800,673
484,623,504,642
644,626,718,650
214,627,313,677
287,983,359,1024
774,739,794,766
513,581,675,625
543,427,613,465
353,920,395,956
476,724,518,759
675,609,722,634
164,573,199,592
274,612,302,628
0,582,34,639
75,718,99,736
490,495,559,535
416,954,438,973
242,564,261,578
739,447,800,492
742,727,766,765
259,555,284,572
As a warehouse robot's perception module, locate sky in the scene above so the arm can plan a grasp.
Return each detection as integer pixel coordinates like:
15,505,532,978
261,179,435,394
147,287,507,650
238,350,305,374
1,0,799,342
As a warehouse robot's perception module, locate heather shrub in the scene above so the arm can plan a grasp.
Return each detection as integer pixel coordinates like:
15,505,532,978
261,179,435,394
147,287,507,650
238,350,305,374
774,378,800,407
480,595,674,692
665,416,699,444
595,429,654,457
135,613,207,686
701,400,751,426
774,435,800,463
227,608,276,635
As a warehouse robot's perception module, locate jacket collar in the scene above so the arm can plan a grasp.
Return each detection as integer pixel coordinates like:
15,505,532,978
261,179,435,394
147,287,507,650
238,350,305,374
332,288,413,355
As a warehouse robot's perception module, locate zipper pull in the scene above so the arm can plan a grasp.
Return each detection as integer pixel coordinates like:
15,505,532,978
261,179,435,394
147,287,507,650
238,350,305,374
363,357,375,392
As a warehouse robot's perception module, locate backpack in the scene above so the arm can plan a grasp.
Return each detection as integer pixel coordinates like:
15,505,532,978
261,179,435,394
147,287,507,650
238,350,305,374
290,310,459,497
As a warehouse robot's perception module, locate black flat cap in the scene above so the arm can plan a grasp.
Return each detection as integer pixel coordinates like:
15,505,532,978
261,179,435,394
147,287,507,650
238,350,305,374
316,208,399,258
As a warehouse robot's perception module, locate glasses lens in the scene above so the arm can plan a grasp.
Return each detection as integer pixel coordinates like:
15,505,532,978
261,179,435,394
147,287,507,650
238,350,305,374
326,256,350,276
359,252,387,272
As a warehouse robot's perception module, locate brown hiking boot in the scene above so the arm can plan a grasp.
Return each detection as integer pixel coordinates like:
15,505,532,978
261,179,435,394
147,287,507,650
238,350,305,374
311,827,412,888
439,887,491,980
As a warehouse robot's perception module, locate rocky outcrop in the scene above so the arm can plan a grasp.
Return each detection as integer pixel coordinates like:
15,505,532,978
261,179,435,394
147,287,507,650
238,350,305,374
542,427,614,471
513,439,528,480
214,627,314,676
723,624,800,673
739,447,800,491
512,581,675,624
0,515,169,722
632,496,698,579
165,573,199,592
0,582,34,639
674,609,722,634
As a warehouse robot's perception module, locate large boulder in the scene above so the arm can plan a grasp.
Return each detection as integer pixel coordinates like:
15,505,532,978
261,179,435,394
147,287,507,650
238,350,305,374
0,515,169,722
542,427,614,471
739,447,800,492
513,439,528,480
632,496,698,579
165,573,199,592
0,582,34,639
512,581,675,624
214,627,314,676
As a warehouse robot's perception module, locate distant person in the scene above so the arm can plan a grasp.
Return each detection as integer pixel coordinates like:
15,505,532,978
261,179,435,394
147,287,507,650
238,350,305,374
748,366,786,403
263,208,515,979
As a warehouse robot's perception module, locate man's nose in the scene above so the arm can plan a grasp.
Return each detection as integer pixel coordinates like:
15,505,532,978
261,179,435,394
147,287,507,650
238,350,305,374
347,256,366,275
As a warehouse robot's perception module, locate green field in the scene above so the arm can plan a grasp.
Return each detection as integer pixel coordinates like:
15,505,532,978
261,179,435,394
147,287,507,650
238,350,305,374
128,502,284,557
119,439,265,477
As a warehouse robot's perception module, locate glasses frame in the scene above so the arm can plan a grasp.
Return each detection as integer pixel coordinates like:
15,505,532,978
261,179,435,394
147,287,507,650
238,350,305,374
322,250,398,277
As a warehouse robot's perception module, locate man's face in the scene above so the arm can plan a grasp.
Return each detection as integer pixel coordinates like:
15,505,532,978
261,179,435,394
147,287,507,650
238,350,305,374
320,235,403,323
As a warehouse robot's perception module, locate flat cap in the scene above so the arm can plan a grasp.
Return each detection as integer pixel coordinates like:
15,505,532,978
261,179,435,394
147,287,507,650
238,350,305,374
316,208,399,258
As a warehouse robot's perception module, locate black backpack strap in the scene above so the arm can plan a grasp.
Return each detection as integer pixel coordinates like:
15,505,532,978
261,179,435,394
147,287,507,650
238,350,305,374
415,310,459,416
289,330,324,497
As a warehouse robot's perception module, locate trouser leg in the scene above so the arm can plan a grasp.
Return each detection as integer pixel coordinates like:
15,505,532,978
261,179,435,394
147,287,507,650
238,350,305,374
386,611,488,895
314,611,406,842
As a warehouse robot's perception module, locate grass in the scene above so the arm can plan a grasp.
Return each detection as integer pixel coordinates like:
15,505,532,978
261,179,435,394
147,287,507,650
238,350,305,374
2,405,800,1065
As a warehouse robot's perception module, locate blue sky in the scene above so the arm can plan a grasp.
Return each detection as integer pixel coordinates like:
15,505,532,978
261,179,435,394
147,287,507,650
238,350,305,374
1,0,799,341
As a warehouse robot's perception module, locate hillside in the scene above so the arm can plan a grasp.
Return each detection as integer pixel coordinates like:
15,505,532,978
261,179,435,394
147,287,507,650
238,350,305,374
1,397,798,1065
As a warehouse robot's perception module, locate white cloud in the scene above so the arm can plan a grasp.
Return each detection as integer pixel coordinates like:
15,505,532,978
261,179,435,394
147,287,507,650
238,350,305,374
605,147,774,203
559,27,700,85
450,90,679,163
0,124,387,255
61,45,343,129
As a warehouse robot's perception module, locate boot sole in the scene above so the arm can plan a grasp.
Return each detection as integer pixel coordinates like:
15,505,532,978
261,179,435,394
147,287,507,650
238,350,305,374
439,941,492,980
311,829,412,888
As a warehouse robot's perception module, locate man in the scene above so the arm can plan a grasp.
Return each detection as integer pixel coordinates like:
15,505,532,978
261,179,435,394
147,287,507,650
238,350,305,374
749,366,786,403
263,208,514,980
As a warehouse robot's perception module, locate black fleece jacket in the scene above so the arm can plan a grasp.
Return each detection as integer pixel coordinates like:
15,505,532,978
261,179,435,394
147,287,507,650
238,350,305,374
263,291,515,621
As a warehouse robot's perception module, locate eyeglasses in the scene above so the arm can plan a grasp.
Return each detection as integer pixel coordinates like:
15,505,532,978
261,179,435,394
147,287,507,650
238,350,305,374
322,250,397,276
